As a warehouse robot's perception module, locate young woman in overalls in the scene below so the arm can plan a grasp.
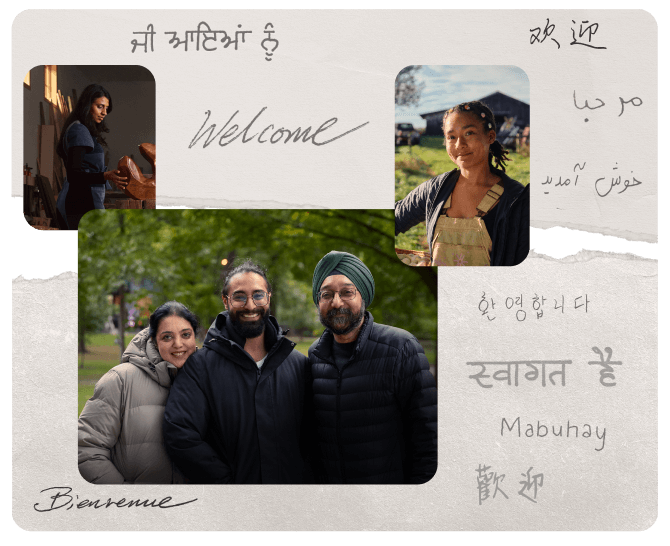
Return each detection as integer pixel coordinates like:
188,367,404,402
395,101,529,266
56,84,128,230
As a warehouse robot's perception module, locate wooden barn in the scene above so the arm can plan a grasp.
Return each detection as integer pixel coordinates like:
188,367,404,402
420,91,529,149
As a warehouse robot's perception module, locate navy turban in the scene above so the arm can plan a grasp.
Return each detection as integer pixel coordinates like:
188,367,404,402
312,251,375,306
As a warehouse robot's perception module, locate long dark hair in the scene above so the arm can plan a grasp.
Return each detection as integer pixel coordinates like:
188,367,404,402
148,301,200,343
442,100,511,172
56,83,113,160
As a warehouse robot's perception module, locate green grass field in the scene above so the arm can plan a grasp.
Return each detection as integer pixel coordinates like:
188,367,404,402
78,334,135,415
395,136,530,252
78,334,438,415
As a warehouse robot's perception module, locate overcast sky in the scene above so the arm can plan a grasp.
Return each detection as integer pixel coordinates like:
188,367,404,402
395,65,530,129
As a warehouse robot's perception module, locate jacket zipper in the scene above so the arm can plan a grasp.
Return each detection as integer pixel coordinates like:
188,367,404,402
315,321,368,484
336,370,346,483
207,336,291,378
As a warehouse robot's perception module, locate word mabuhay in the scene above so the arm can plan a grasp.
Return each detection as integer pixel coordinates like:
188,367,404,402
33,486,198,512
189,108,370,149
476,464,544,505
501,417,607,451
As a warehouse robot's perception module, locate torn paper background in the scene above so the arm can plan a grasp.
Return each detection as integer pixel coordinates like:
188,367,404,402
12,253,656,531
9,5,662,537
13,10,657,241
439,251,657,530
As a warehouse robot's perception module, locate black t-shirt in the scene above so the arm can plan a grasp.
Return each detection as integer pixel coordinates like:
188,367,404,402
332,339,357,370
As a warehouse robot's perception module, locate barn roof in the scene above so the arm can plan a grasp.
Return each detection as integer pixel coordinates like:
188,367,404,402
419,91,529,119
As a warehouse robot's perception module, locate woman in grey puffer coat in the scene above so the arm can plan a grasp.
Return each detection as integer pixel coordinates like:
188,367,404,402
78,301,199,484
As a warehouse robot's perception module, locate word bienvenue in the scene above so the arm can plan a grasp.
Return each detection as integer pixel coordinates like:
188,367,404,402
467,347,623,389
479,292,589,321
476,464,545,504
131,22,279,61
33,486,197,512
529,18,607,50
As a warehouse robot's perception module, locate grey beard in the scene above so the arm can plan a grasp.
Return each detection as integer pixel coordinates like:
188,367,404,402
319,304,365,336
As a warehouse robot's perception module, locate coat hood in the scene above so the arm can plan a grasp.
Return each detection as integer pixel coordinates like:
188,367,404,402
122,328,177,388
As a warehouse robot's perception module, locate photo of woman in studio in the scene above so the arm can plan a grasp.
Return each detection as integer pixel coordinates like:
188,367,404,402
55,83,129,230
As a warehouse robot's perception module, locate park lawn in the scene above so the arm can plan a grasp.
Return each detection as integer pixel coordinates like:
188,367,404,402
85,332,136,347
78,333,137,415
395,136,530,252
78,385,95,416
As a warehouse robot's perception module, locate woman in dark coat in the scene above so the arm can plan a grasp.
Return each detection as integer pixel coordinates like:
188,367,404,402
55,83,128,230
395,100,529,266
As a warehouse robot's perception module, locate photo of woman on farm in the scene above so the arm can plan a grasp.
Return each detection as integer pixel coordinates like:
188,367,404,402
395,100,529,266
78,301,199,484
55,83,129,230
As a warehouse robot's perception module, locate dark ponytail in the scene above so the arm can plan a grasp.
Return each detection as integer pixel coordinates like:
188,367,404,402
488,139,510,172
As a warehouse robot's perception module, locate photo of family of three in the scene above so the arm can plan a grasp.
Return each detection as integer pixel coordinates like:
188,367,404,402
77,209,438,485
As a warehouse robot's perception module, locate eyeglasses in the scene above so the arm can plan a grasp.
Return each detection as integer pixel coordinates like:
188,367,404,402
318,287,357,303
227,291,269,307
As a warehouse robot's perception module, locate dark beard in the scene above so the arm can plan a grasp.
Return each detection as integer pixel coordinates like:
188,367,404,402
319,304,365,336
229,308,268,339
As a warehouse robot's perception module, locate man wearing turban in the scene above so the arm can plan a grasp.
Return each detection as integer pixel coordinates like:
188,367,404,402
308,250,437,484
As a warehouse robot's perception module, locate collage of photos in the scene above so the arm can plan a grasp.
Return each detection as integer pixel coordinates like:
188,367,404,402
24,65,527,484
11,8,662,538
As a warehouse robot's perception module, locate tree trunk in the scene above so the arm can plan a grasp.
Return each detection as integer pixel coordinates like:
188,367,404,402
118,285,126,362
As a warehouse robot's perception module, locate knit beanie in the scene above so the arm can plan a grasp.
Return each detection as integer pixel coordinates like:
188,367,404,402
312,251,375,306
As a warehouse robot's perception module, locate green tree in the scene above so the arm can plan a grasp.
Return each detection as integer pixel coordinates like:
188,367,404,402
78,209,437,349
395,65,425,107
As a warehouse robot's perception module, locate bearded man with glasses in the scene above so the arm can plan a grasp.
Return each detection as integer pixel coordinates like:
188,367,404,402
163,260,311,484
308,251,438,484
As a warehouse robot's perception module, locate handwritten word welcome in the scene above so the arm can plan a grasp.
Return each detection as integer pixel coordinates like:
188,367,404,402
189,108,369,149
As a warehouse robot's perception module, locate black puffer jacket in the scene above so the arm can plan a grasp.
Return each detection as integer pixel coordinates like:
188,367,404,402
308,312,437,484
163,312,310,484
395,169,529,266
